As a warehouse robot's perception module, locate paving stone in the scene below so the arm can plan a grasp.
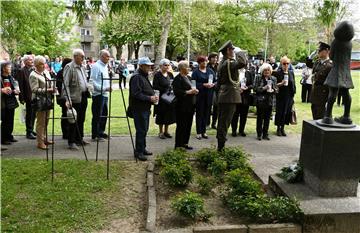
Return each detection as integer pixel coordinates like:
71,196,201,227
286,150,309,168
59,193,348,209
193,225,247,233
248,223,301,233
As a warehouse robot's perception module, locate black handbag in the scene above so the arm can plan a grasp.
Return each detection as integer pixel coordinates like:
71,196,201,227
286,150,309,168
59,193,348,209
161,91,176,105
31,93,53,111
126,105,133,118
4,95,19,109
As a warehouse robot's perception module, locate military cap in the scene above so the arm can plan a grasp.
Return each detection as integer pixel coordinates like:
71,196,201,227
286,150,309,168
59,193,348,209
218,40,235,54
318,42,330,52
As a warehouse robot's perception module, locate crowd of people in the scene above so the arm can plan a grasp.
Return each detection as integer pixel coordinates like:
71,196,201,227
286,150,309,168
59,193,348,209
1,40,337,160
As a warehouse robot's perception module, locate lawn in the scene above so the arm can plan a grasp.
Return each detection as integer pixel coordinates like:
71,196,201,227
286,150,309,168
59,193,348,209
12,71,360,136
1,159,147,233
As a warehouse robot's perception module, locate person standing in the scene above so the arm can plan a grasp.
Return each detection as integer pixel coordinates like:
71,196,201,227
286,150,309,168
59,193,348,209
192,56,216,139
152,58,176,139
90,50,112,141
63,49,90,150
308,42,332,120
1,62,20,145
207,52,218,129
274,56,296,137
173,61,199,150
116,58,129,89
129,57,158,161
16,55,37,139
216,41,247,151
301,62,312,103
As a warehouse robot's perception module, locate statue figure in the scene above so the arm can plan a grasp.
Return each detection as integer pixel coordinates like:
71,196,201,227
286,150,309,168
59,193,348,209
322,21,355,125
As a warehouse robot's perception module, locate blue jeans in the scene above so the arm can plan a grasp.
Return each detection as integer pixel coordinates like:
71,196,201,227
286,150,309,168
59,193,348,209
91,95,108,139
133,110,150,154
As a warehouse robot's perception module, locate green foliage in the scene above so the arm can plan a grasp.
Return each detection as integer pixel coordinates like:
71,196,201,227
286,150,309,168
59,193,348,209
208,158,227,179
196,175,215,195
224,169,263,197
156,148,188,167
1,0,75,58
219,147,250,171
160,161,193,187
171,190,210,220
195,148,218,169
277,163,303,183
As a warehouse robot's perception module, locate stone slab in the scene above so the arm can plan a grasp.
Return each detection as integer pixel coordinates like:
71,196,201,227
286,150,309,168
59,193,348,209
269,175,360,233
146,186,156,232
147,172,154,187
193,225,248,233
248,223,301,233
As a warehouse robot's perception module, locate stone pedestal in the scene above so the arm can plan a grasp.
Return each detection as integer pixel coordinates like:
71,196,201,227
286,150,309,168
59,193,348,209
299,120,360,197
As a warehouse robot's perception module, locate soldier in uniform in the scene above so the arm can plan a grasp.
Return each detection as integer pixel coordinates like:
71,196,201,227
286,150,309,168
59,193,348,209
308,42,332,120
216,41,247,151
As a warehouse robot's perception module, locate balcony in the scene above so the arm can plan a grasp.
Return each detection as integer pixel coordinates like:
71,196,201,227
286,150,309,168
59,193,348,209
80,35,94,43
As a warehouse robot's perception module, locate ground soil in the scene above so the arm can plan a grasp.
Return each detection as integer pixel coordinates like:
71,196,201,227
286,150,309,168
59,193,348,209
154,162,250,231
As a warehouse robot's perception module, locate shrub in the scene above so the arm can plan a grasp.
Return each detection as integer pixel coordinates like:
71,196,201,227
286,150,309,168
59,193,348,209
160,160,193,187
208,158,227,179
196,175,215,195
224,169,263,197
195,148,218,169
156,148,188,167
220,147,250,171
171,190,211,220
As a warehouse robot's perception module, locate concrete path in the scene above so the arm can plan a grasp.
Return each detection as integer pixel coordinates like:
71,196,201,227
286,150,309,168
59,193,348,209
1,132,301,184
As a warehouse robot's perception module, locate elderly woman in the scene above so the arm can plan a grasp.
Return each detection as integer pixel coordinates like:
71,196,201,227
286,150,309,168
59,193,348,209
253,63,278,140
1,62,20,145
153,58,176,139
192,56,216,139
274,56,296,136
173,61,199,150
29,55,56,149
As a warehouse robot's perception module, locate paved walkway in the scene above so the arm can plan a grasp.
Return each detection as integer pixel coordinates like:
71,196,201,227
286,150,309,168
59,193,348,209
1,133,301,184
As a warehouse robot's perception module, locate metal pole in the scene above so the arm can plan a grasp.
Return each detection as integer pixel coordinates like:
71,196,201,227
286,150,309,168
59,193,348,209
51,84,55,182
106,74,112,180
45,77,49,162
96,74,104,161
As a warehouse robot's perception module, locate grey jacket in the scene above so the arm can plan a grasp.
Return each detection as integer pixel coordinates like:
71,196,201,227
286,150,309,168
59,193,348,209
62,61,88,104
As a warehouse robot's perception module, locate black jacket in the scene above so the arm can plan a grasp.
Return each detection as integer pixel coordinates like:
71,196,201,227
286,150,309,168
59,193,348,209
129,68,155,111
173,73,196,112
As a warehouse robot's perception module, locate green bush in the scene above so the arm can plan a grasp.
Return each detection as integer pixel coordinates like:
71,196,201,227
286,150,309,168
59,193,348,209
196,175,215,195
171,190,210,220
224,169,263,197
195,148,218,169
156,148,188,167
160,160,193,187
208,158,227,179
220,147,250,171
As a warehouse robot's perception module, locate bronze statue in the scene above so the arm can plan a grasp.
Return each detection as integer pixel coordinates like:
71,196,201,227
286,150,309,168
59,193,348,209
322,21,355,125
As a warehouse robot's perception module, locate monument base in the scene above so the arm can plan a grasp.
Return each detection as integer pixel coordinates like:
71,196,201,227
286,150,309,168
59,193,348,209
269,175,360,233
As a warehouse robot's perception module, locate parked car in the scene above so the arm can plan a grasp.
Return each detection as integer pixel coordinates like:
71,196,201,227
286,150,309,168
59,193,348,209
295,62,306,69
170,60,178,72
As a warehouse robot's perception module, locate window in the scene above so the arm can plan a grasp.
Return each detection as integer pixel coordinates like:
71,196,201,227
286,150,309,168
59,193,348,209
144,45,151,53
80,28,91,36
66,12,70,17
81,43,91,51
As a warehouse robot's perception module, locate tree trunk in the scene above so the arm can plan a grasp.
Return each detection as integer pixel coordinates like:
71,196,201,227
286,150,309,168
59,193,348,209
128,42,134,60
134,41,142,60
115,45,123,60
154,9,172,66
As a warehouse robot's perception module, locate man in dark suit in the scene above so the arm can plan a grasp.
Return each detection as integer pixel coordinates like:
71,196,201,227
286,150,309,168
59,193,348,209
308,42,333,120
16,55,36,139
216,41,247,151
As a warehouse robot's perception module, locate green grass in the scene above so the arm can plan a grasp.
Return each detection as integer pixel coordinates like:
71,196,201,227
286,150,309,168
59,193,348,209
1,159,146,233
13,71,360,136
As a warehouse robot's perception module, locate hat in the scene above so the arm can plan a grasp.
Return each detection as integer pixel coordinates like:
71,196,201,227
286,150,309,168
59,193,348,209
159,58,170,66
208,52,218,60
218,40,235,54
138,57,154,65
318,42,330,52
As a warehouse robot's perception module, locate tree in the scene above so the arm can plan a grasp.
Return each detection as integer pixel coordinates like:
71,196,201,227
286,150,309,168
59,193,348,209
1,0,75,58
315,0,347,43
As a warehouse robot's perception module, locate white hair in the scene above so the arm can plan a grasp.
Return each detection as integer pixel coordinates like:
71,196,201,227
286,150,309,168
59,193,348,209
99,49,110,58
73,48,85,57
33,55,46,66
178,61,189,70
159,58,170,66
22,54,33,62
259,63,273,75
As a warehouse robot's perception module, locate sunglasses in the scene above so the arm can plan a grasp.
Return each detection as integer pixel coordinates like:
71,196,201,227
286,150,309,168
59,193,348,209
282,63,289,65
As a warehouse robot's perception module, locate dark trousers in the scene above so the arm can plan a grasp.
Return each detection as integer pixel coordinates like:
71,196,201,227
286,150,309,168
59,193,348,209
60,104,69,139
91,95,108,139
256,105,272,137
1,108,15,142
25,102,36,134
68,95,88,144
196,99,211,134
311,104,325,120
175,109,194,148
217,103,237,145
119,74,126,88
231,103,249,133
133,110,150,154
211,94,218,127
301,84,312,103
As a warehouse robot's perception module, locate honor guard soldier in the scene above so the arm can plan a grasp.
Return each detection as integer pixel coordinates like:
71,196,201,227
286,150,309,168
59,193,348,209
308,42,333,120
216,40,247,151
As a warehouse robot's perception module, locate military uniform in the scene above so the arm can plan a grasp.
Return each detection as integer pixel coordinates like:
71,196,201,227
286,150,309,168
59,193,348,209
310,58,333,120
216,41,247,151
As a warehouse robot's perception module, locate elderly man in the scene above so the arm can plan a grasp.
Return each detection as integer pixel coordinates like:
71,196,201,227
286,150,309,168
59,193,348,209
63,49,90,150
129,57,158,161
16,55,36,139
90,50,112,141
216,40,247,151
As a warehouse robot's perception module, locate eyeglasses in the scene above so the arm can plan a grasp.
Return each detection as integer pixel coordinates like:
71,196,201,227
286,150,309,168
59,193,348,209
163,64,170,66
282,63,289,65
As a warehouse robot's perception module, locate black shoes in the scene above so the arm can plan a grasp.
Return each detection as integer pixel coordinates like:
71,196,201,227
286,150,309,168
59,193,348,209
262,135,270,140
239,132,246,137
143,150,153,156
1,141,11,145
276,128,281,136
26,133,36,139
135,153,147,161
99,133,108,139
9,138,18,142
257,136,262,141
164,133,172,138
202,134,208,139
281,129,287,136
184,145,193,150
231,132,237,137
